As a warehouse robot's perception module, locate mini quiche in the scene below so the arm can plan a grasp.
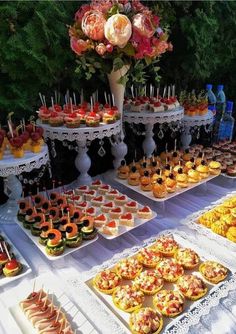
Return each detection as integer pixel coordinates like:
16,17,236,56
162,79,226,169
129,307,163,334
153,290,184,317
134,270,164,295
156,258,184,282
177,274,208,300
112,285,144,313
174,248,200,269
137,248,162,268
152,235,178,257
93,269,121,294
199,261,228,283
116,258,143,280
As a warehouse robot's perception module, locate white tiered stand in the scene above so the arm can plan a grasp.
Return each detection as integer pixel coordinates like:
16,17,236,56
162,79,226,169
123,107,184,157
181,110,214,149
0,145,49,223
38,120,123,185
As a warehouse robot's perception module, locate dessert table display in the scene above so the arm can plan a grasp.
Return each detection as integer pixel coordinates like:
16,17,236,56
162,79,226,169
181,110,214,149
124,106,184,158
0,178,236,334
0,145,50,223
38,120,123,185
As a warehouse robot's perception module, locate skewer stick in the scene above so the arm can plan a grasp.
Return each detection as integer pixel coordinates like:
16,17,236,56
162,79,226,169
172,84,175,97
90,97,93,111
55,306,62,323
167,86,170,99
73,92,77,106
163,86,166,98
0,242,3,253
131,85,134,98
165,143,168,153
51,295,54,312
104,92,108,104
174,139,177,152
108,94,111,106
112,94,115,107
43,95,47,107
39,93,44,105
39,285,44,300
43,290,49,308
156,87,160,99
4,242,11,260
59,319,64,332
51,97,55,112
32,279,36,293
70,98,73,113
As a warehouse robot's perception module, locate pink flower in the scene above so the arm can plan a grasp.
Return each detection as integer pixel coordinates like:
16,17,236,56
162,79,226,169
82,10,106,41
91,0,113,13
95,43,106,56
75,4,91,22
132,13,155,38
152,15,160,27
70,37,88,55
167,42,173,52
131,30,152,59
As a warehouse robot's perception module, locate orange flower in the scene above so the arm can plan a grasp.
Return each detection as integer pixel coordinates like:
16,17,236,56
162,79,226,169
82,10,106,41
104,14,132,48
70,37,88,55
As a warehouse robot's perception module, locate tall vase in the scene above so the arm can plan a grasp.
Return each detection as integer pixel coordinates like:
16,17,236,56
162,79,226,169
107,65,129,169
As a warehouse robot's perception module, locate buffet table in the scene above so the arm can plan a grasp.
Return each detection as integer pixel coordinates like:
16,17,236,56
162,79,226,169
0,176,236,333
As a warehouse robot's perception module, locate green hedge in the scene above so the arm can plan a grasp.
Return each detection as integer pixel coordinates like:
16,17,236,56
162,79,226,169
0,0,236,122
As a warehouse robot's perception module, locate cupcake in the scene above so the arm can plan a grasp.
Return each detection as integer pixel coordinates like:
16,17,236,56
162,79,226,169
86,111,100,127
103,109,116,124
49,112,64,127
64,113,80,128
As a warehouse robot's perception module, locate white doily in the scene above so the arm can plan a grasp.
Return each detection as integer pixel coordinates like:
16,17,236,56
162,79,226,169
123,107,184,125
67,230,236,334
181,190,236,252
182,110,214,127
37,120,121,142
0,145,49,177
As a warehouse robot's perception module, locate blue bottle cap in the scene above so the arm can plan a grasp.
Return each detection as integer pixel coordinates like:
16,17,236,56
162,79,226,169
226,101,233,111
217,85,224,91
206,84,212,90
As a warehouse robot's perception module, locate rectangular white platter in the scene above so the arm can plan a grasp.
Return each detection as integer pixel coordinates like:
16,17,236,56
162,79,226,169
0,229,32,287
115,174,218,202
181,190,236,252
66,230,236,334
15,218,98,261
0,273,98,334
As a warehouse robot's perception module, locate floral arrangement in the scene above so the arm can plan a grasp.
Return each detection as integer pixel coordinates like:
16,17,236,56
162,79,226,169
69,0,172,84
179,90,208,117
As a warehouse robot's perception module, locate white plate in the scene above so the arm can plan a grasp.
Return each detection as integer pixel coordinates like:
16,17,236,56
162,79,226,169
67,230,236,334
0,230,31,287
15,219,98,261
0,273,98,334
115,174,218,202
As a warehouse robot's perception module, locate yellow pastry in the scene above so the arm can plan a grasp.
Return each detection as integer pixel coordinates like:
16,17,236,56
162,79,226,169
198,210,219,228
176,168,188,188
174,248,200,269
152,178,167,198
117,160,130,179
196,161,209,178
185,158,195,171
128,166,140,186
136,248,162,268
153,290,184,317
116,258,143,280
226,226,236,242
129,307,163,334
211,220,229,237
156,258,184,282
188,167,201,183
151,170,166,184
153,235,178,257
93,270,121,294
140,171,152,191
182,149,191,161
214,205,231,216
165,173,177,193
222,198,236,209
177,275,207,301
134,270,164,295
199,261,228,283
112,285,144,313
208,160,221,175
220,214,236,227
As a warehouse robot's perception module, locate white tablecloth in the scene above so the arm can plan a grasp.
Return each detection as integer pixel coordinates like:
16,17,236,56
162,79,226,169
0,175,236,334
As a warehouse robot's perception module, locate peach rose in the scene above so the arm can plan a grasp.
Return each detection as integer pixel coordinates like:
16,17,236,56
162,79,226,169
132,13,155,38
104,14,132,48
82,10,106,41
70,37,88,55
95,43,106,56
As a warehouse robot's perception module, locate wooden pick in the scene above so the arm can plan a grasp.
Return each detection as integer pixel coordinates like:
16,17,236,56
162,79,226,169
32,279,36,293
3,242,11,260
55,306,62,323
43,290,49,308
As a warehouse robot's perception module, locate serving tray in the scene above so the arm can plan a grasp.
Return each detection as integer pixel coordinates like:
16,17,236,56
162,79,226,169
66,230,236,334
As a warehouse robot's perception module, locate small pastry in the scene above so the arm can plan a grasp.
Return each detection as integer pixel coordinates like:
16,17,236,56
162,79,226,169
156,258,184,282
91,195,105,207
45,229,65,256
64,222,82,248
64,113,80,128
211,220,229,237
199,261,228,283
110,207,123,219
90,179,103,189
171,151,180,165
75,185,89,195
174,248,200,269
100,220,119,235
153,290,184,317
125,201,138,213
94,214,108,228
153,235,178,257
85,111,100,127
150,160,159,174
226,165,236,176
103,109,116,124
165,173,177,193
129,307,163,334
106,189,120,200
198,210,219,228
80,215,97,240
152,178,167,198
226,226,236,242
137,206,152,219
140,171,152,191
98,184,111,195
182,149,191,161
176,168,188,188
101,201,114,213
134,270,164,295
120,212,134,226
128,166,140,186
112,285,144,313
185,157,195,171
39,221,53,245
151,169,166,184
177,275,207,300
23,207,35,229
116,258,143,280
75,201,88,211
209,160,221,175
188,165,201,183
84,190,96,201
195,152,204,166
114,194,128,205
93,269,121,294
3,259,23,277
196,160,209,178
49,112,64,127
136,248,162,268
139,162,152,177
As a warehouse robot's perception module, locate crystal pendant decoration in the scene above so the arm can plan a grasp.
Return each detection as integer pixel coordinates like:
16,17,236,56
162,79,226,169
98,139,106,157
158,128,164,139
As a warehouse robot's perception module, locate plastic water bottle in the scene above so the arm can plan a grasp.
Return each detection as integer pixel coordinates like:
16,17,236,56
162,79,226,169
206,84,216,108
218,101,235,142
215,85,226,116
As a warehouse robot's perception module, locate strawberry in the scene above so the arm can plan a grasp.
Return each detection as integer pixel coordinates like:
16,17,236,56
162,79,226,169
25,123,34,133
10,136,23,148
30,132,41,142
107,221,116,228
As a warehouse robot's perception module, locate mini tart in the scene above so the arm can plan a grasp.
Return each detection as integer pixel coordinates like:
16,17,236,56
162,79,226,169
93,269,121,294
211,220,229,237
153,290,184,317
137,248,162,268
174,248,200,269
222,198,236,209
119,212,134,227
98,184,111,195
221,214,236,227
116,258,143,280
156,258,184,282
94,214,107,228
134,270,164,295
199,261,228,283
214,205,231,216
226,226,236,242
112,285,144,313
125,201,138,213
114,194,128,205
91,195,105,207
101,201,115,213
153,235,178,257
198,210,219,228
129,307,163,334
109,207,123,219
177,274,208,300
137,206,152,219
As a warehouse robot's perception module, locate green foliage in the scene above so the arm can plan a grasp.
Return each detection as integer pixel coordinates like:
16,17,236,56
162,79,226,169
0,0,236,123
